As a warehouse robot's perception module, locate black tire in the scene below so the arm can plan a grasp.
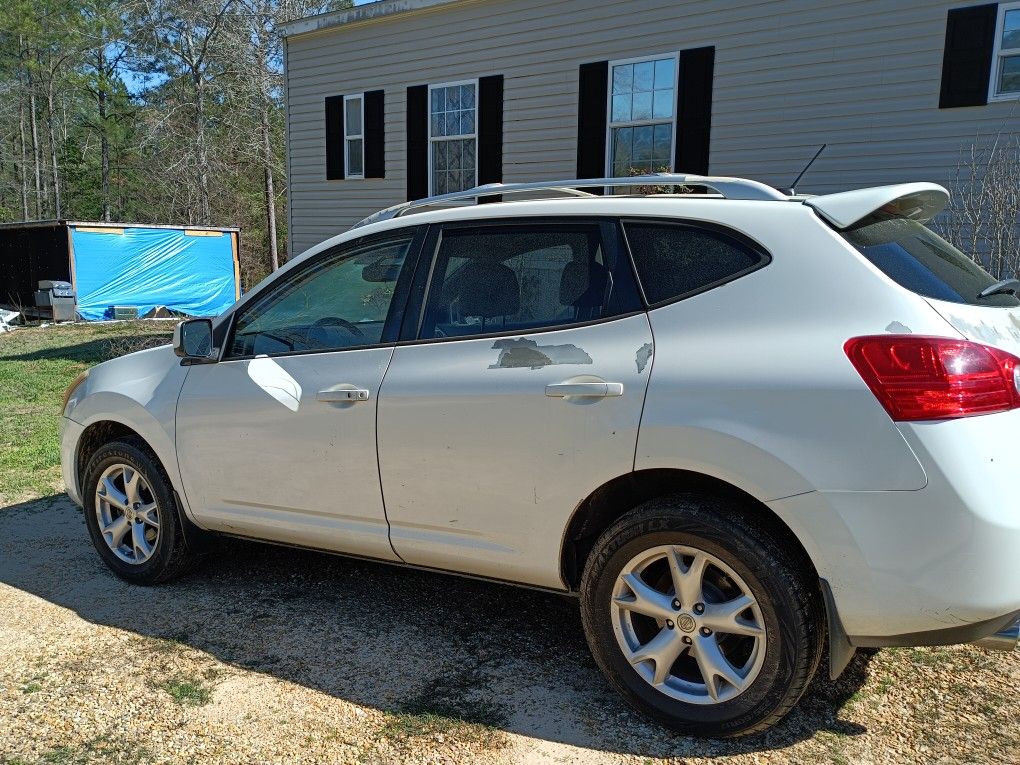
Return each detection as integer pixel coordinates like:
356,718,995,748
580,493,824,738
82,437,200,585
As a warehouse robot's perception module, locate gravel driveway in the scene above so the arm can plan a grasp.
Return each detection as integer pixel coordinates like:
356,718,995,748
1,495,1017,765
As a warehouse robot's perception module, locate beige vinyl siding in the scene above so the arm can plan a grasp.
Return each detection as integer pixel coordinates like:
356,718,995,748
285,0,1020,254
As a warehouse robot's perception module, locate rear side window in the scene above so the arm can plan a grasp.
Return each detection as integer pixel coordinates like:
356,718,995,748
842,216,1019,307
419,223,641,339
622,221,770,305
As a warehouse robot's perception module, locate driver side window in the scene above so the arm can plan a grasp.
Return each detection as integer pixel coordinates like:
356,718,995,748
227,235,415,358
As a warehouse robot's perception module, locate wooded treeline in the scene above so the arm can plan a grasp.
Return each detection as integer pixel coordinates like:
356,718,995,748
0,0,348,287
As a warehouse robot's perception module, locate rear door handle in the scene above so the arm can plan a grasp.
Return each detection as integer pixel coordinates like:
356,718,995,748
545,382,624,398
317,387,370,402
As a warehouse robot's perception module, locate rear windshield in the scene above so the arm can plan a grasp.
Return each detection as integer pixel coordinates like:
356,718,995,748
842,216,1019,307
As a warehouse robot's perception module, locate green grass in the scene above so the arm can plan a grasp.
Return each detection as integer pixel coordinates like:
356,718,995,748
2,748,83,765
162,676,213,706
0,321,173,503
19,671,47,694
1,738,151,765
875,675,894,694
900,646,953,666
377,709,503,747
39,750,75,765
377,670,508,747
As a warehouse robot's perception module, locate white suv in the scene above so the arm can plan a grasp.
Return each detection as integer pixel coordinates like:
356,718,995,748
60,175,1020,737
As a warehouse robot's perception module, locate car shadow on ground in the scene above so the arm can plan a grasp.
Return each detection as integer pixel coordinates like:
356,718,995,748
0,494,871,759
1,333,172,364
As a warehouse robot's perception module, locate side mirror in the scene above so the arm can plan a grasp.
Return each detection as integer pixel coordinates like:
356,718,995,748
173,318,215,362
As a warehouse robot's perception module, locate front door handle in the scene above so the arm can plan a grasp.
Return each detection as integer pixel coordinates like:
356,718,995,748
317,387,370,403
545,381,624,398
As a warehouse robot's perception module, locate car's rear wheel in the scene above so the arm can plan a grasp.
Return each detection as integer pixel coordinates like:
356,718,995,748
83,438,199,584
580,493,823,737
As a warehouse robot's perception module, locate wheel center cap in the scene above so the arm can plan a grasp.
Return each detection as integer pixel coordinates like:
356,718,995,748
677,614,697,633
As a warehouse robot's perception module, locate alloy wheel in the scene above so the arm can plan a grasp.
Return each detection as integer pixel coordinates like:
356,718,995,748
94,463,161,565
610,544,766,704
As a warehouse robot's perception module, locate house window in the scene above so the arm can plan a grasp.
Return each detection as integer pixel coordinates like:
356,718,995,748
429,80,477,195
344,94,364,178
607,54,678,176
992,2,1020,99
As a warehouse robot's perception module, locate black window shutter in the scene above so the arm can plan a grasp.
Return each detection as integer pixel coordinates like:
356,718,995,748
477,75,504,203
364,90,385,178
939,4,998,108
576,60,608,189
675,46,715,175
406,85,429,200
325,95,345,180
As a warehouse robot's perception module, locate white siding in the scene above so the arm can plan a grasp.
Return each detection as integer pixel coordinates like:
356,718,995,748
285,0,1020,254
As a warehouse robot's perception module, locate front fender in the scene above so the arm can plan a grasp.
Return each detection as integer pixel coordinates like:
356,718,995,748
69,394,182,490
63,345,192,518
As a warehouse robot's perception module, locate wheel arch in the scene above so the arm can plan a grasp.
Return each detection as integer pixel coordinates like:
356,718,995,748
70,395,191,522
74,415,212,551
75,420,150,496
560,468,820,593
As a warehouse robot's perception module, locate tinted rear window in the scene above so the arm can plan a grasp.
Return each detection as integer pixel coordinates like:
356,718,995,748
623,222,770,305
842,216,1019,307
418,223,642,339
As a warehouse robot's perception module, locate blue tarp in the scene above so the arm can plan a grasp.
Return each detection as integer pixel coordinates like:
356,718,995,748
72,226,237,321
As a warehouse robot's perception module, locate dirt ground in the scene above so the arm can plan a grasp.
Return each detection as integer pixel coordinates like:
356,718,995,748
2,495,1018,765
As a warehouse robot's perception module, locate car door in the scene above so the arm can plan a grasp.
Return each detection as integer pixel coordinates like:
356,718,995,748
176,228,424,560
377,218,653,589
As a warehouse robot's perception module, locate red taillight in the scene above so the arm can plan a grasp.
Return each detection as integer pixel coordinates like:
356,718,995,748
844,335,1020,421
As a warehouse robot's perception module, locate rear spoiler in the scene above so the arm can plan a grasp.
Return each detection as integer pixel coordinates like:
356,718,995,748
804,183,949,229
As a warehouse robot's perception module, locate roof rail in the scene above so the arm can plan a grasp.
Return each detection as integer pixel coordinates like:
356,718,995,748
351,173,789,229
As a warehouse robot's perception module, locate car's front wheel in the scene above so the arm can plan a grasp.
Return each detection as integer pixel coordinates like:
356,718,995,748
580,493,824,737
82,438,199,584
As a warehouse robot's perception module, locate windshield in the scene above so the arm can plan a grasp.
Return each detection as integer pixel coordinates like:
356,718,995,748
842,215,1019,308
